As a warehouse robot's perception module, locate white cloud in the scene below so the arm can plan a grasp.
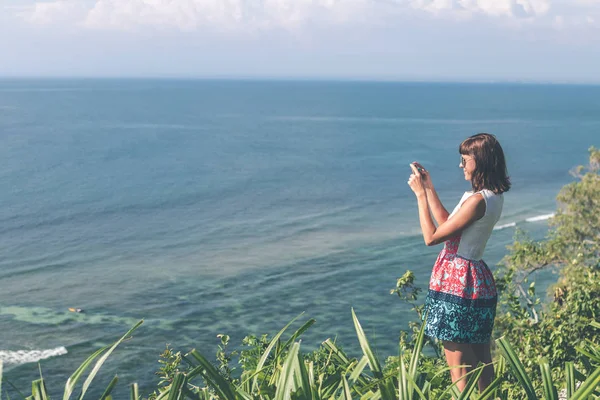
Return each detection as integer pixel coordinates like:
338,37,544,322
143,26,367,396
79,0,371,31
409,0,550,18
17,1,87,25
11,0,600,32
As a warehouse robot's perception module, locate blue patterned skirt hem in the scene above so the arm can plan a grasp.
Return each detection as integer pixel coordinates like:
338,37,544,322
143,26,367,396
423,290,497,344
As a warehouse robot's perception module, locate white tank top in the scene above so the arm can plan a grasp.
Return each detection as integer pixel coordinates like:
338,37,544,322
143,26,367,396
448,189,504,261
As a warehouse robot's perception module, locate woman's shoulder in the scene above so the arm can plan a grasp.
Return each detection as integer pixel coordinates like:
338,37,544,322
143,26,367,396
477,188,503,198
462,192,487,207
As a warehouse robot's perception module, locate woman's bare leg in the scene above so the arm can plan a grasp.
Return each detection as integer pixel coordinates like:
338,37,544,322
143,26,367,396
443,341,476,392
471,342,494,392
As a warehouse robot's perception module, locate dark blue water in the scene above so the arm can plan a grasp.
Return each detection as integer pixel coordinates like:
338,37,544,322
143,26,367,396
0,79,598,398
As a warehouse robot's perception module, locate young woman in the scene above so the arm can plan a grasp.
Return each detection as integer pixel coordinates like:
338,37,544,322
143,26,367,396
407,133,510,392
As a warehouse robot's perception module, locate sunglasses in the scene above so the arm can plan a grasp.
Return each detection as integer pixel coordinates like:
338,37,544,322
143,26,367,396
460,156,473,167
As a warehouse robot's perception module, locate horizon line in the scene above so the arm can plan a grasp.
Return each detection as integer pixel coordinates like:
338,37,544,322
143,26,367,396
1,75,600,86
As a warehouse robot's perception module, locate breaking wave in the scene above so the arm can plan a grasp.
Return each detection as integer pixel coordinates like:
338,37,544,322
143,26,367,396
0,347,68,365
494,213,555,231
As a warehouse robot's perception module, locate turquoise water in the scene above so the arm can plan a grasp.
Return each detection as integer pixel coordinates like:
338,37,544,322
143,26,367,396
0,79,597,397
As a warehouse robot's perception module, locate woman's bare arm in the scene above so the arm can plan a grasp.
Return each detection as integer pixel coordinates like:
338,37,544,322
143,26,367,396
412,162,449,225
415,193,485,246
408,163,485,246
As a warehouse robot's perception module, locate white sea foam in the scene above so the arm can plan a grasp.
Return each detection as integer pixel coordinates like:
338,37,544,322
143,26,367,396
494,222,516,231
493,213,555,231
0,347,67,365
526,213,555,222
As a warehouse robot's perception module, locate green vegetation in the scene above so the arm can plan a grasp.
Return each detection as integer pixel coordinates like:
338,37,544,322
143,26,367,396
494,146,600,398
2,148,599,399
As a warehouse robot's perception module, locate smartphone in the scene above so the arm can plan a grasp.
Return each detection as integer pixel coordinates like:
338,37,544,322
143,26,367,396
411,162,425,173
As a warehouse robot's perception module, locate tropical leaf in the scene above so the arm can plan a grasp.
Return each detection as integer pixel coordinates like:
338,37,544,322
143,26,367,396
30,379,48,400
539,358,558,400
274,342,300,400
68,320,144,400
167,373,186,400
496,336,537,400
457,366,483,400
476,376,503,400
351,309,395,400
130,383,139,400
565,362,576,399
99,376,119,400
570,366,600,400
252,313,306,391
188,350,239,400
63,347,108,400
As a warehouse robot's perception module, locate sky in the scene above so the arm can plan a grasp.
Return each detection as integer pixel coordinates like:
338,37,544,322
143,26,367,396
1,0,600,82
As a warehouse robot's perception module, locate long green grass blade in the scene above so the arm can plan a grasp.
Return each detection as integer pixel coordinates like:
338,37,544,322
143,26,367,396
154,388,170,400
408,320,426,379
31,380,48,400
99,376,119,400
477,376,503,400
167,373,186,400
398,352,410,400
494,356,506,400
76,320,143,400
295,347,312,400
323,339,370,389
349,356,369,385
282,319,316,352
428,364,467,385
130,383,139,400
565,362,575,399
570,366,600,400
577,341,600,363
1,360,3,400
351,309,395,400
341,375,352,400
188,350,238,400
308,361,316,391
495,355,506,378
413,372,427,400
421,380,430,398
351,309,383,377
457,365,483,400
252,313,305,390
450,385,461,400
63,347,108,400
322,339,351,365
395,353,428,400
397,360,441,400
275,342,301,400
436,365,484,400
365,391,381,400
322,373,344,399
496,336,537,400
539,358,558,400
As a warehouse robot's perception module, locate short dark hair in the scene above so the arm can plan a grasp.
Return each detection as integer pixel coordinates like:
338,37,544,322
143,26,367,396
459,133,511,194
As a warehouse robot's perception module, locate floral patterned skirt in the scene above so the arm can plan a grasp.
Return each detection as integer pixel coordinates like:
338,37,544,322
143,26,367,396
423,235,497,344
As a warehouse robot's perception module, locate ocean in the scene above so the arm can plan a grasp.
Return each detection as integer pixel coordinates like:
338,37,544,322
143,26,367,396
0,79,598,397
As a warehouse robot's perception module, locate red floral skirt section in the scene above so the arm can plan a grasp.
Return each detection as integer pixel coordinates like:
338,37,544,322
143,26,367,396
424,235,498,344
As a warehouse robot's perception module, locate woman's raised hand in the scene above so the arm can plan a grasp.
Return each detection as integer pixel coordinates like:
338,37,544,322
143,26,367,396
411,162,432,189
408,163,426,196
